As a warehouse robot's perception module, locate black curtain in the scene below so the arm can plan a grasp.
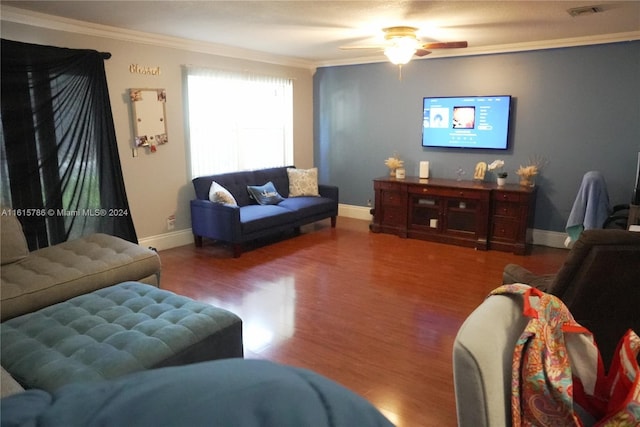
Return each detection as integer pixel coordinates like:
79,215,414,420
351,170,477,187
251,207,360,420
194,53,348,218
1,39,137,249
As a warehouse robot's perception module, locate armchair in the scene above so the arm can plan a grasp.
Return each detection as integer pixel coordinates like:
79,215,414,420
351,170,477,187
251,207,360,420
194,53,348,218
502,229,640,366
453,292,528,427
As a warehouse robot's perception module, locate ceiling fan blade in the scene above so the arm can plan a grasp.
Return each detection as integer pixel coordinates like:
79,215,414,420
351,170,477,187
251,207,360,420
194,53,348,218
421,41,468,49
415,49,432,57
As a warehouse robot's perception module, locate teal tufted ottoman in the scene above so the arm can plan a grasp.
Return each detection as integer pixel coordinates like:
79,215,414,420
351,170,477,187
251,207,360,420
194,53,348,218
0,282,243,392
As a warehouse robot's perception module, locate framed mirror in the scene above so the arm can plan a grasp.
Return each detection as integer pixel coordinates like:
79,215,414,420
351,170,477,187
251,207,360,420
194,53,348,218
130,88,168,152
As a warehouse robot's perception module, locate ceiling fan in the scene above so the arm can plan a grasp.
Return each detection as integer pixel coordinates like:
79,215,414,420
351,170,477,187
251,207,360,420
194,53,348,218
340,26,468,65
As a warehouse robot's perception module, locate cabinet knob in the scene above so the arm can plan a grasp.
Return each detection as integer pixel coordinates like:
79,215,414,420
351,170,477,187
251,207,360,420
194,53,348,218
422,188,428,193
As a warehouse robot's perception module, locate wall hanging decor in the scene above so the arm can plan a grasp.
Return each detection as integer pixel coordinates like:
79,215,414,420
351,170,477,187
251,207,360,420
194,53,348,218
130,88,167,153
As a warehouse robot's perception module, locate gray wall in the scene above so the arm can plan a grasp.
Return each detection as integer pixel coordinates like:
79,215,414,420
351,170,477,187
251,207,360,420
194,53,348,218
314,41,640,232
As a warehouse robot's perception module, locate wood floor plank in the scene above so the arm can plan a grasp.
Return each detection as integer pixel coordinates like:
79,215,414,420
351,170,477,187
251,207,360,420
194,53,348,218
158,217,567,426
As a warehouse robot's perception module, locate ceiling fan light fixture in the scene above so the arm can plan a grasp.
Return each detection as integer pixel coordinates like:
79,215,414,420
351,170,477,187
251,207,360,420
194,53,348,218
384,37,419,65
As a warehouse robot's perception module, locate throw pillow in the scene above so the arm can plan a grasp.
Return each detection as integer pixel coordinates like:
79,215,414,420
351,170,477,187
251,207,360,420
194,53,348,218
208,181,238,206
287,168,319,197
247,181,284,205
1,213,29,265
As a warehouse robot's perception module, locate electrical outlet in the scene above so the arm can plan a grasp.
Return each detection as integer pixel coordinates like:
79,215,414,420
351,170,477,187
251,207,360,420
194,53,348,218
367,199,372,207
167,215,176,231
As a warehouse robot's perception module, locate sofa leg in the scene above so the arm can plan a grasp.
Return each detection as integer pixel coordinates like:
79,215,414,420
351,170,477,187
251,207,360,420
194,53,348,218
331,216,337,228
194,235,203,247
232,244,242,258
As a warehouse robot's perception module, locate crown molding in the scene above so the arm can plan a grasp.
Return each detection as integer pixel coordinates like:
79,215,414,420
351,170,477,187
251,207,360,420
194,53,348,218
317,31,640,68
3,5,638,70
0,5,316,71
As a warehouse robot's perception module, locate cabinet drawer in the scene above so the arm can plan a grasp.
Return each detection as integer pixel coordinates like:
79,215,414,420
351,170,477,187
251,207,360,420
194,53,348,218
439,188,483,200
382,206,405,225
493,201,520,218
408,185,482,200
408,185,441,195
377,181,403,191
493,191,523,203
491,219,519,240
382,191,404,206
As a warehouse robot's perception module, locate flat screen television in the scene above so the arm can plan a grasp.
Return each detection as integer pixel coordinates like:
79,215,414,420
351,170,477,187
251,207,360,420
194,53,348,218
422,95,512,150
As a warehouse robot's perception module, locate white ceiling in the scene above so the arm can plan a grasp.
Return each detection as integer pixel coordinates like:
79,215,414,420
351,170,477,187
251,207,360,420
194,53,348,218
3,1,640,67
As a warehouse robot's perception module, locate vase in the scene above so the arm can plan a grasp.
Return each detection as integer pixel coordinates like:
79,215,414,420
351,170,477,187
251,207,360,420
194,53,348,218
519,176,535,187
389,169,396,177
497,177,507,187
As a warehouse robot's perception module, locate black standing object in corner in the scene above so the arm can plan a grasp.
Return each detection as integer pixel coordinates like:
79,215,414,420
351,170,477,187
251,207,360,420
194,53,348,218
633,152,640,205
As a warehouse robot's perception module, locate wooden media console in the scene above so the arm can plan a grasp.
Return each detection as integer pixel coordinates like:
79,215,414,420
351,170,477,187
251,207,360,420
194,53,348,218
371,177,536,254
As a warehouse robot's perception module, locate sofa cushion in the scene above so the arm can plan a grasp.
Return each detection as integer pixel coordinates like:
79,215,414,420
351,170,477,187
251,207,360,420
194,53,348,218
240,205,297,234
287,167,320,197
208,181,237,206
247,181,285,205
192,166,294,207
1,233,161,321
0,282,243,393
278,196,337,218
1,214,29,265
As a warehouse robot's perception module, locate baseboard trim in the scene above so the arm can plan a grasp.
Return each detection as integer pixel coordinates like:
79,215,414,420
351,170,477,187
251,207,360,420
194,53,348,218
338,203,373,221
530,229,568,249
139,229,194,251
138,204,569,251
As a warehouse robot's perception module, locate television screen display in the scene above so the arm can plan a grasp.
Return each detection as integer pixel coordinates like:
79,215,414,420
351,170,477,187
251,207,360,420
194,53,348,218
422,95,512,149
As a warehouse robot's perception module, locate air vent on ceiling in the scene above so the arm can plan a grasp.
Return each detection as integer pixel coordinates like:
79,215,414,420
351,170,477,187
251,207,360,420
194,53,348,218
567,5,604,17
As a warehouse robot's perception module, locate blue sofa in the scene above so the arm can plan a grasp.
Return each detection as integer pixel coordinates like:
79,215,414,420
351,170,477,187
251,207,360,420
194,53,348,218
1,359,394,427
190,166,339,257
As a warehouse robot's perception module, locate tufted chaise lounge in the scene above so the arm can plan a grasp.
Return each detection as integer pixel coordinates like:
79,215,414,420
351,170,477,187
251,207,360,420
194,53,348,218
1,214,162,321
1,281,243,393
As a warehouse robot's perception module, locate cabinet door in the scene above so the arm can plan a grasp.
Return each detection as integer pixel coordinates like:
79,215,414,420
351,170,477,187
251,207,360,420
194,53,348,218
444,198,478,235
409,195,441,232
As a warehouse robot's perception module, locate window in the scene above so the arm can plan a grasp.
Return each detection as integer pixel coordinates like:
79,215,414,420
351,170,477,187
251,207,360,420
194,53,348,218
185,67,293,178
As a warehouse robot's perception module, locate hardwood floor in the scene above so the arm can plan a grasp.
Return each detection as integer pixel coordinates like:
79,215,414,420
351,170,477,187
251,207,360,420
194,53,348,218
159,217,567,426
